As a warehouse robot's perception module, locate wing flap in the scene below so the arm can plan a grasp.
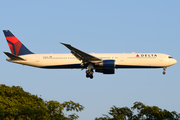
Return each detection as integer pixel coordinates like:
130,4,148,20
4,52,25,60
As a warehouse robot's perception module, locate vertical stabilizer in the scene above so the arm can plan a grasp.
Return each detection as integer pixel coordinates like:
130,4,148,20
3,30,33,56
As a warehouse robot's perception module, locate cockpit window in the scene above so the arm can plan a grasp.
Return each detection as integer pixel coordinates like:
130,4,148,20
168,56,173,58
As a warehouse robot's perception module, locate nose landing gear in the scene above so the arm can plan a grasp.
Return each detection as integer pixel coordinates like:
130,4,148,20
163,67,166,75
86,69,94,79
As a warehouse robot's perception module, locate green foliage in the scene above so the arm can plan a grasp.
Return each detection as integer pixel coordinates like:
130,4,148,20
2,84,179,120
95,101,180,120
0,84,84,120
109,106,133,120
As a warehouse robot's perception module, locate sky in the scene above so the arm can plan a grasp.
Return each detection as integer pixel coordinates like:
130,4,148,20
0,1,180,119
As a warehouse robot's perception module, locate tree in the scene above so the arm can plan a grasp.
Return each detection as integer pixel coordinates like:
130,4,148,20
95,102,180,120
0,84,84,120
131,102,180,120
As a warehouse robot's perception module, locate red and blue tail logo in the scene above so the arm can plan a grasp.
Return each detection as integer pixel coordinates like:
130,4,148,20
3,30,33,56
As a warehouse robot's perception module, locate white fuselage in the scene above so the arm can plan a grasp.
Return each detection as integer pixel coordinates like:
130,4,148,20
7,53,177,69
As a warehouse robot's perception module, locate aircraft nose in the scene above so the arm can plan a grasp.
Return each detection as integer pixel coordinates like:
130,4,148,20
171,58,177,65
174,59,177,64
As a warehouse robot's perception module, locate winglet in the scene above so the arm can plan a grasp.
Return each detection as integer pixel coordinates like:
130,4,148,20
60,42,70,46
60,42,73,50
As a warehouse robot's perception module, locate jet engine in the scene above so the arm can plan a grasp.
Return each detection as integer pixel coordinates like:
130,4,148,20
95,60,115,68
95,60,115,74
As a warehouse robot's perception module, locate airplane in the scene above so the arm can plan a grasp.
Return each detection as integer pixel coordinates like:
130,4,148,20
3,30,177,79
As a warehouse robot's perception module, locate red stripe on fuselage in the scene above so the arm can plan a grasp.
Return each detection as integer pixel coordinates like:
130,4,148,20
6,36,22,56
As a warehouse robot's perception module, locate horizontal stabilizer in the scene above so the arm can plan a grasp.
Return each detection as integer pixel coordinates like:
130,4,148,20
4,52,25,60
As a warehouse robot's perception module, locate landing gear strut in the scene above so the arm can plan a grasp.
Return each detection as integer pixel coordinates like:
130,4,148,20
86,69,94,79
163,67,166,75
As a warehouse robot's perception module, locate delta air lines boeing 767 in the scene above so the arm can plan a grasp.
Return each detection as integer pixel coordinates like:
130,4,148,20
3,30,177,79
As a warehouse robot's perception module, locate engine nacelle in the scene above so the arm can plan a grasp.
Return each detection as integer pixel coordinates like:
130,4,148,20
95,60,115,74
96,60,115,68
95,69,115,74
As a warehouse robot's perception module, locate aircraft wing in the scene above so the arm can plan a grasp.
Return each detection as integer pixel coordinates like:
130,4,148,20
60,43,102,63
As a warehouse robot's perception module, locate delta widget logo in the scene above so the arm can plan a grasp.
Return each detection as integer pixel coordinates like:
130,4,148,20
136,54,157,57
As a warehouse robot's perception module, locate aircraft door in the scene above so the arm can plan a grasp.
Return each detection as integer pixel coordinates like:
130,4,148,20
36,57,40,62
120,56,124,61
160,57,163,61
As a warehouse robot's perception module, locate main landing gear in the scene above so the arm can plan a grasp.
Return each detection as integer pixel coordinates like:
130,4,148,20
163,67,166,75
86,69,94,79
86,63,94,79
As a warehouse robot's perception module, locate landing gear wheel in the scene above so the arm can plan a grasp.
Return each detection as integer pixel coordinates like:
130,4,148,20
86,74,90,78
162,67,167,75
86,70,90,74
90,75,93,79
90,71,94,75
85,68,94,79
